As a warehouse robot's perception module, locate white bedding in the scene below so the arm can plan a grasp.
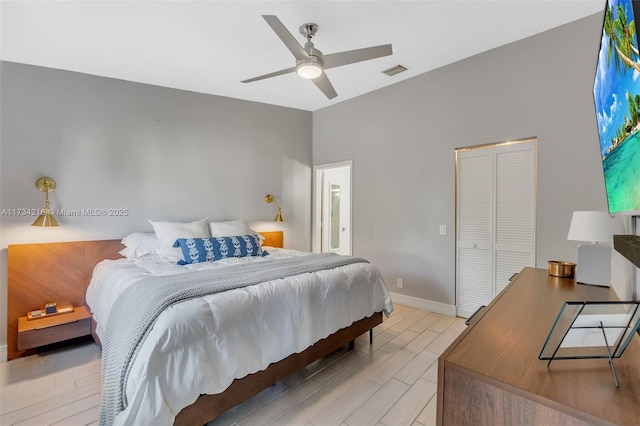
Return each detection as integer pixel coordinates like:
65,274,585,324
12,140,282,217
86,248,393,425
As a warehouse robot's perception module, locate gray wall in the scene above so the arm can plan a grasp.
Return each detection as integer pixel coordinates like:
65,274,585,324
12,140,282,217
313,13,632,306
0,62,313,352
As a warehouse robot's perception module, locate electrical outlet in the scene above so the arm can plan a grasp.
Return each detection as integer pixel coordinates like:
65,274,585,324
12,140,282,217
439,224,447,235
396,278,404,289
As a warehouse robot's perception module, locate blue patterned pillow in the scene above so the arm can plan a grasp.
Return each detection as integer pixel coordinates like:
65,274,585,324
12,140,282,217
173,235,266,265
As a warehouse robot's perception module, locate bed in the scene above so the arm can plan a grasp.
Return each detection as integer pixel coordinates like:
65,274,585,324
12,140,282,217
7,227,392,425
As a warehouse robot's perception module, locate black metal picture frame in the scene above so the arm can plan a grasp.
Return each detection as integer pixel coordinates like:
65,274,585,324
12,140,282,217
539,300,640,387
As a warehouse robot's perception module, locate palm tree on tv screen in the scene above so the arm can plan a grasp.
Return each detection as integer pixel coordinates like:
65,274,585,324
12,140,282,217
605,3,623,73
606,2,640,73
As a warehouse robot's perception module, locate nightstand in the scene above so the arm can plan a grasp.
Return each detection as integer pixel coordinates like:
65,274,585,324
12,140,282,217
17,305,91,350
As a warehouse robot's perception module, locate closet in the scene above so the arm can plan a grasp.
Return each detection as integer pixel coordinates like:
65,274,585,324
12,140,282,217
455,138,537,318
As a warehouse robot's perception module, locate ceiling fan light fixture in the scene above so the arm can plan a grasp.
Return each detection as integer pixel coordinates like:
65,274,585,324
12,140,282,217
244,15,393,99
296,61,323,79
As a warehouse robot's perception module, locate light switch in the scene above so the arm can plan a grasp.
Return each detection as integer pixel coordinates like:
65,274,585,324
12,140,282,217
439,225,447,235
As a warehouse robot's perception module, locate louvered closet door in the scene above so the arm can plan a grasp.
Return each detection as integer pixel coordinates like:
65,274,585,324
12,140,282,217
456,139,536,318
457,152,493,318
494,145,535,294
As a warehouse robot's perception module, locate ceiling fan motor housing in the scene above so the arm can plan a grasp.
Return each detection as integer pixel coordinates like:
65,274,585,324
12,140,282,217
297,34,324,80
297,50,323,67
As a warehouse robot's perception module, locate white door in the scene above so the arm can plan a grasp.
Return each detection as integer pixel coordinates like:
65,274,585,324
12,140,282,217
456,139,536,318
314,162,352,255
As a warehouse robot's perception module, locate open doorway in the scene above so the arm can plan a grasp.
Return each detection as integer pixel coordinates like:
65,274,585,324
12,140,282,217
313,161,352,255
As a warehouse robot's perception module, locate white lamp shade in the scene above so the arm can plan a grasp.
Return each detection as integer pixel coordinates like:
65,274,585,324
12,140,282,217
567,211,615,244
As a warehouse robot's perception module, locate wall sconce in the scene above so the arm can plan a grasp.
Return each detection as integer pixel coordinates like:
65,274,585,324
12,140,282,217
32,177,59,227
567,211,615,286
265,194,284,222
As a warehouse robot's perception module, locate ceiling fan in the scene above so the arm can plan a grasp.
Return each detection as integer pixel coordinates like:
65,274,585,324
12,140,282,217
241,15,393,99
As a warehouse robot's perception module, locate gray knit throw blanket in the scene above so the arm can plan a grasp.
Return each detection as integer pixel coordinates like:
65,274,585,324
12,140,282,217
99,253,367,425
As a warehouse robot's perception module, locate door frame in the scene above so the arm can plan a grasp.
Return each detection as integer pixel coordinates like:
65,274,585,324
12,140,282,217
313,160,353,254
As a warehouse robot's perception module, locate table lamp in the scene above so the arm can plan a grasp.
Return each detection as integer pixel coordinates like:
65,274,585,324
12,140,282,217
567,211,615,287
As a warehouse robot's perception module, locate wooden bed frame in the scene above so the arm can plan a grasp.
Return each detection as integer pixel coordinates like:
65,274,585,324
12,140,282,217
6,231,383,424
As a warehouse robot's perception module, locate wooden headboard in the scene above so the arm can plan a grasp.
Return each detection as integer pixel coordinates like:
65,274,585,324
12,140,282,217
7,239,124,360
6,230,283,360
261,231,283,251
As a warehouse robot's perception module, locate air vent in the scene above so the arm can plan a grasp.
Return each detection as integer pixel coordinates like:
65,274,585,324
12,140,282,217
382,64,408,76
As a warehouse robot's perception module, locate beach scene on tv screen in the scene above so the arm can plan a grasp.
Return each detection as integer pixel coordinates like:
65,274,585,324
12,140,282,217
594,0,640,213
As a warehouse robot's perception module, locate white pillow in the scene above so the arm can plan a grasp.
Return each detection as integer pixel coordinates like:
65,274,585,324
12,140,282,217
209,218,255,238
149,218,211,262
119,232,160,259
118,246,136,259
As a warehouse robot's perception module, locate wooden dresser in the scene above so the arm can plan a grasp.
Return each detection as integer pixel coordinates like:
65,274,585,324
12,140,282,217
437,267,640,426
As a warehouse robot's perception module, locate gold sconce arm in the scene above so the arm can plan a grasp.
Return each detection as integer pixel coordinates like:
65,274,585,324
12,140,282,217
265,194,284,222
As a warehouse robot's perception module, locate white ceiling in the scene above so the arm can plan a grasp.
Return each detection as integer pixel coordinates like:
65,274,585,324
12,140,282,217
1,1,604,111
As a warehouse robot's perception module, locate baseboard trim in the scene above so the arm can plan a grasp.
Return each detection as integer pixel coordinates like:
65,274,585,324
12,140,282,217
389,292,456,317
0,344,7,363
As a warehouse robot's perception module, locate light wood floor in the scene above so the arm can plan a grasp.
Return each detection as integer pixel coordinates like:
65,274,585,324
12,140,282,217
0,304,466,426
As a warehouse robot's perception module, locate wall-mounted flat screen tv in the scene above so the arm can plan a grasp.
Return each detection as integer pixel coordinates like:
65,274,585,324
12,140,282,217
594,0,640,215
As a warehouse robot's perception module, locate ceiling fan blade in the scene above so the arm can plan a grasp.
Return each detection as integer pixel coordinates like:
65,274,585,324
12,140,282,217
241,66,297,83
323,44,393,69
312,73,338,99
262,15,308,61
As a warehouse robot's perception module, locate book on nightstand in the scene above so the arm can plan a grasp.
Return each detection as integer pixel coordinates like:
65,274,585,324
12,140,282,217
27,304,75,320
